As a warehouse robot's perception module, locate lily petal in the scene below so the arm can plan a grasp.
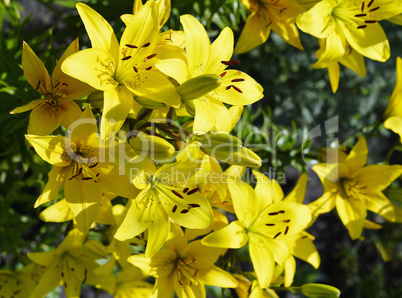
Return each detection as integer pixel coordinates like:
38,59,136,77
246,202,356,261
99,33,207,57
356,164,402,192
345,136,367,173
39,199,74,222
27,102,62,135
193,97,216,134
336,195,366,239
228,179,258,227
384,116,402,141
201,220,248,248
205,27,233,74
76,3,120,61
249,233,275,288
146,207,170,258
35,166,70,207
58,100,83,129
196,265,238,288
10,98,43,114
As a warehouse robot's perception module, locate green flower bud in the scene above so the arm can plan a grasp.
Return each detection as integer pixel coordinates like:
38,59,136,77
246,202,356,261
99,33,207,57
130,132,175,161
177,74,222,100
300,283,341,298
135,96,166,110
197,133,243,156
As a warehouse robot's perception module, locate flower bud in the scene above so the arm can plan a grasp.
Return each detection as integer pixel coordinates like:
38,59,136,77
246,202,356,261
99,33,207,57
177,74,222,100
130,132,175,161
197,132,243,156
300,283,341,298
135,96,166,110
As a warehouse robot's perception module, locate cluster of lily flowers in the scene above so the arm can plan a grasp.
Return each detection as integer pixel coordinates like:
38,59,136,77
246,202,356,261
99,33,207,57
2,0,402,297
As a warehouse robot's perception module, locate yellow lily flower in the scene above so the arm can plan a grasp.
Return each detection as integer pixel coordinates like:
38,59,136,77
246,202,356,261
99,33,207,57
28,229,114,297
384,57,402,140
202,171,312,288
115,143,214,257
156,15,263,133
26,106,138,231
235,0,306,54
61,1,180,139
296,0,402,64
128,223,238,298
310,137,402,239
10,39,93,135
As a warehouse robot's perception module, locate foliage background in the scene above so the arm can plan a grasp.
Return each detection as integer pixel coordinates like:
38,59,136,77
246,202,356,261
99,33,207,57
0,0,402,297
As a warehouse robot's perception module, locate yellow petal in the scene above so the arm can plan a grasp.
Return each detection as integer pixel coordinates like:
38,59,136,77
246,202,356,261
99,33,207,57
284,173,307,203
201,220,247,248
25,135,72,167
340,48,366,78
328,61,340,93
182,240,224,269
235,10,270,54
65,177,102,231
248,233,275,288
155,58,189,84
308,192,336,216
10,98,43,114
101,85,133,140
145,208,170,258
253,170,284,207
30,263,62,297
313,32,345,68
35,166,70,207
180,14,210,77
384,116,402,141
345,136,367,173
271,20,303,50
284,256,296,287
205,27,233,74
22,42,52,94
196,265,238,288
193,97,216,134
58,100,82,129
61,48,118,91
365,191,397,222
76,3,120,61
291,233,320,269
296,0,336,38
213,70,264,106
208,97,232,133
28,250,56,267
39,199,74,222
356,164,402,192
336,195,366,239
342,22,390,62
27,102,62,135
67,105,98,146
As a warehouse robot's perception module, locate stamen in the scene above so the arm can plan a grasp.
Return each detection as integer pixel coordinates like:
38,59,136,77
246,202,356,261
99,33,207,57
354,13,367,17
172,190,183,199
125,44,138,48
231,85,243,93
283,219,290,223
146,66,152,70
221,60,240,65
36,80,41,90
273,232,281,239
265,223,275,226
82,177,93,180
62,83,68,86
188,203,200,208
122,56,132,61
365,20,377,23
220,72,227,77
69,167,82,180
61,272,64,277
225,85,232,90
187,188,199,195
367,0,374,8
231,78,245,82
142,42,151,48
146,53,157,60
133,66,139,73
181,209,189,214
183,187,189,193
88,162,99,168
284,226,289,235
369,7,379,11
83,268,87,284
172,205,178,213
268,212,279,216
278,210,285,214
361,1,365,12
357,25,367,29
54,81,61,88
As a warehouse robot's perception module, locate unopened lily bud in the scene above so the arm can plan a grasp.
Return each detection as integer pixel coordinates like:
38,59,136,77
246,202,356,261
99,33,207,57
300,283,341,298
185,98,196,116
197,133,243,157
86,90,104,109
130,132,175,161
135,96,166,110
227,146,262,167
177,74,222,100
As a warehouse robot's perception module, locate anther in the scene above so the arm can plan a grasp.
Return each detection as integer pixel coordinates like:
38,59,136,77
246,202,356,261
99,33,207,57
367,0,374,8
146,53,157,60
183,187,189,193
365,20,377,23
278,210,285,214
133,66,139,73
369,7,379,11
172,190,183,199
231,78,245,82
354,13,367,17
88,162,99,168
125,44,138,48
181,209,189,214
62,83,68,86
265,223,275,226
231,85,243,93
268,212,279,216
357,25,367,29
361,2,365,12
172,205,177,213
36,80,41,90
142,42,151,48
283,219,290,223
54,81,61,88
284,226,289,235
220,72,227,77
221,60,240,65
225,85,232,90
146,66,152,70
273,232,281,239
188,203,200,208
122,56,132,61
187,188,199,195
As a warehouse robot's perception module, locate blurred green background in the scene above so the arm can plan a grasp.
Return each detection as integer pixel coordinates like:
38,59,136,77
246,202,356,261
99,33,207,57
1,0,402,297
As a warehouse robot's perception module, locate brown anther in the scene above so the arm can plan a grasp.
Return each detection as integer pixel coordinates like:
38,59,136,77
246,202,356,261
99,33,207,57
365,20,377,23
36,80,41,90
133,66,139,73
221,60,240,65
125,44,138,48
187,188,199,195
361,1,365,12
62,83,68,86
88,162,99,168
225,85,232,90
183,187,189,193
268,212,279,216
232,85,243,93
146,53,157,60
146,66,152,70
369,7,379,11
220,72,227,77
82,177,93,180
172,205,178,213
273,232,281,239
83,268,88,284
54,81,61,88
142,42,151,48
367,0,374,8
284,226,289,235
354,13,367,17
357,25,367,29
283,219,290,223
188,203,200,208
172,190,184,199
265,223,275,226
122,56,132,61
278,210,285,214
181,209,189,214
231,78,245,82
